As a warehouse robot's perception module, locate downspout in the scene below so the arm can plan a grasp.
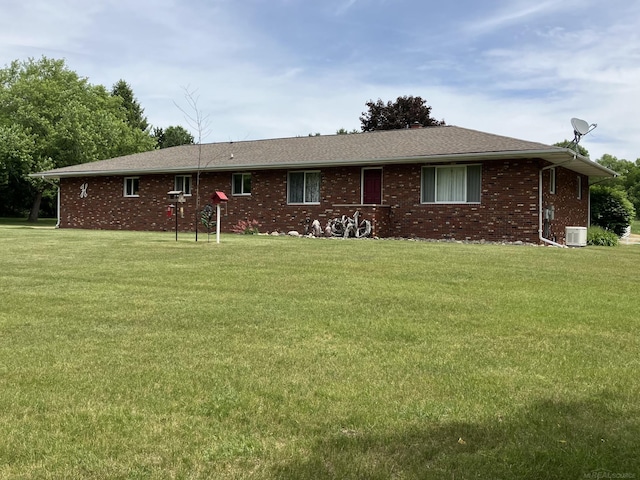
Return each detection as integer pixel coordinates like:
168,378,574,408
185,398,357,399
41,176,60,228
539,164,567,248
588,187,590,228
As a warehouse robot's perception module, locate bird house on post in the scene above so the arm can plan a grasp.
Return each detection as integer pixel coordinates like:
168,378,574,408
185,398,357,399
210,191,228,244
167,190,184,241
211,191,228,205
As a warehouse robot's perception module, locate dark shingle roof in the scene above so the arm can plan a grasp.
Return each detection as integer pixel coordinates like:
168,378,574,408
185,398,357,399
35,126,614,178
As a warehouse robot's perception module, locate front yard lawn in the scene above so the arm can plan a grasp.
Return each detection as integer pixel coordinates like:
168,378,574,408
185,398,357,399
1,227,638,479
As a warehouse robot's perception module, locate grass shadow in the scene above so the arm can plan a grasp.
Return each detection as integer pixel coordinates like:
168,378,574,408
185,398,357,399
272,394,639,479
0,217,57,228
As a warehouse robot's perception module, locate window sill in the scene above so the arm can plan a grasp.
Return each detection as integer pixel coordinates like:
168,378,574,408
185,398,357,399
333,203,391,208
420,202,481,205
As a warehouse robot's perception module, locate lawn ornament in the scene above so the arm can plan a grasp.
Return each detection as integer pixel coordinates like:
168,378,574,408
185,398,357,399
325,211,372,238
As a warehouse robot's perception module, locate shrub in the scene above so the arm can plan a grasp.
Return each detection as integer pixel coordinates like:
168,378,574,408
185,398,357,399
231,219,259,235
587,226,619,246
590,186,635,236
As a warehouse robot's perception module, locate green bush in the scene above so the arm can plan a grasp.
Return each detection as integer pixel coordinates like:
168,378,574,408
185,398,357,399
587,226,619,246
590,186,635,236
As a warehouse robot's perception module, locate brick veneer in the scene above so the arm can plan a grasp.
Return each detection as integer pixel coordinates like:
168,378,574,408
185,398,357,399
59,159,589,243
541,165,589,243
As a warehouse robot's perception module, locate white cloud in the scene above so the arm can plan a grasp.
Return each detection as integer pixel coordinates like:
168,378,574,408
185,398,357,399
462,0,581,37
334,0,359,16
1,0,639,162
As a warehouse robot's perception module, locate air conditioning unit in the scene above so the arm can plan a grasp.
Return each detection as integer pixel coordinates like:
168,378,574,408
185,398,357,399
566,226,587,247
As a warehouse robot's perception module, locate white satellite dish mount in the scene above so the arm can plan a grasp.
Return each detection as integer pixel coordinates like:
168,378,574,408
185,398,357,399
570,117,597,146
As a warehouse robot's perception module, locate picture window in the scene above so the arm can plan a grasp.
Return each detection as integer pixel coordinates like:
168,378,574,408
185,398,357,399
421,165,481,203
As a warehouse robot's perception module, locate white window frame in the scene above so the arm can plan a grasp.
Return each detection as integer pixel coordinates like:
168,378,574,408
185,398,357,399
550,168,556,194
287,170,321,205
174,175,192,196
124,177,140,197
577,175,582,200
232,173,251,196
421,164,481,204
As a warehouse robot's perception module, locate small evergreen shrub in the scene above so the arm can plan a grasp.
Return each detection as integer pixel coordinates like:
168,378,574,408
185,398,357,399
587,226,619,246
231,219,260,235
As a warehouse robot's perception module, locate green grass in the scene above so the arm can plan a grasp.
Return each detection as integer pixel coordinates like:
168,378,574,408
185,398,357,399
0,217,57,227
0,226,639,479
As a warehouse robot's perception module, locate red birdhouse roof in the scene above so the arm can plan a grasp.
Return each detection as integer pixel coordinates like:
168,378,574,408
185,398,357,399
211,191,228,203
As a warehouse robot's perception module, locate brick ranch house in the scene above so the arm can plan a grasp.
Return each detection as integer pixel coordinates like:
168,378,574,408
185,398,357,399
34,125,615,244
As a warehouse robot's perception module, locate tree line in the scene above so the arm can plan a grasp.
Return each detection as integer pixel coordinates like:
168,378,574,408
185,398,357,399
0,57,195,220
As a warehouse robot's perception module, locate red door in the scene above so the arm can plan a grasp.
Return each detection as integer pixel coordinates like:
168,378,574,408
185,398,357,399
363,169,382,204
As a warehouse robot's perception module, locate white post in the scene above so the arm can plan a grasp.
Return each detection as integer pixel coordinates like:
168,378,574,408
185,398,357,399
216,204,221,244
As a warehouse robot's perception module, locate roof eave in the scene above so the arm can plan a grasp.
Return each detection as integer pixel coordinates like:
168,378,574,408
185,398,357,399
30,165,202,179
550,149,617,178
32,148,615,179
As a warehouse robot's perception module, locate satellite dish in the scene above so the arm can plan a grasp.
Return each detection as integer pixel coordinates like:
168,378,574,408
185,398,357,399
571,118,591,136
569,117,597,148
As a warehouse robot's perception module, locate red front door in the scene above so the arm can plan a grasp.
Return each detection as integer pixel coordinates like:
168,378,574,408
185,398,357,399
363,169,382,204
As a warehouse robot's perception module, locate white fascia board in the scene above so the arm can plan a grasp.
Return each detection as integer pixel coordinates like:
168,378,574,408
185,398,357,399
540,149,617,177
31,166,203,179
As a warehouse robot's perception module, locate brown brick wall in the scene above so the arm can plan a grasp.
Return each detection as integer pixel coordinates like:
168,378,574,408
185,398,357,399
540,165,589,243
59,159,590,243
383,160,542,241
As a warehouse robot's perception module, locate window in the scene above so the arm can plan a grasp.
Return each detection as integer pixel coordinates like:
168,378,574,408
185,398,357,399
232,173,251,195
288,171,320,204
175,175,192,195
421,165,481,203
124,177,139,197
577,175,582,199
550,168,556,194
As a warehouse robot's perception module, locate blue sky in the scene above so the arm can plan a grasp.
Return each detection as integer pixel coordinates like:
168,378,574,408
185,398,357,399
2,0,639,161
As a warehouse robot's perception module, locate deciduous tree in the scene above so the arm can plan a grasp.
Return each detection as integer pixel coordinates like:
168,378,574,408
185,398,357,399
359,96,445,132
0,57,155,220
336,128,359,135
596,154,640,219
554,140,589,158
174,86,211,241
152,125,195,149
